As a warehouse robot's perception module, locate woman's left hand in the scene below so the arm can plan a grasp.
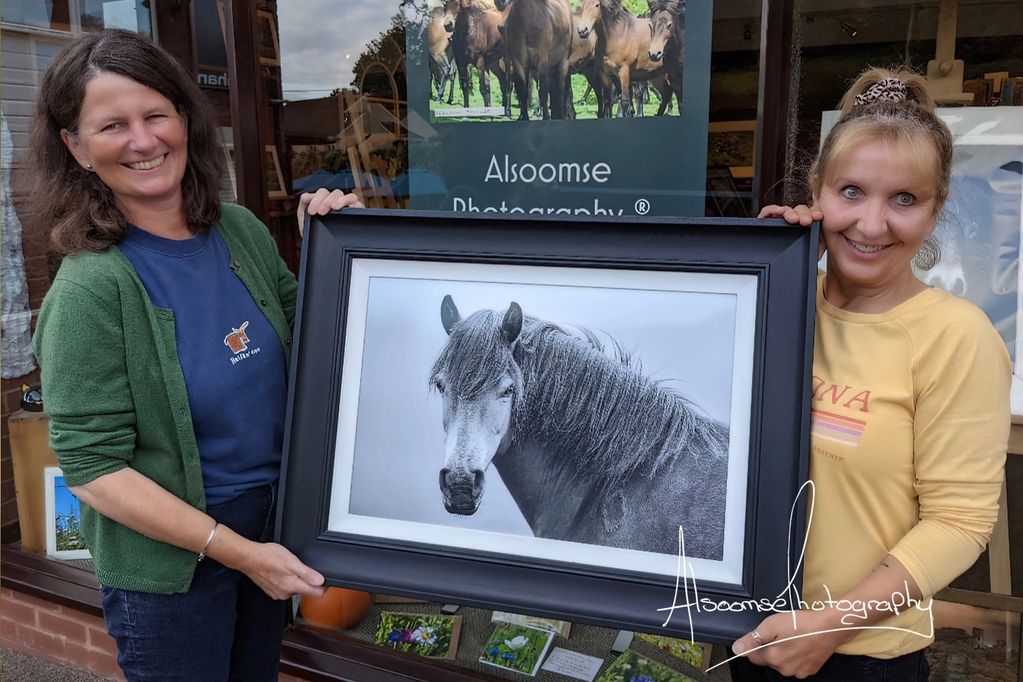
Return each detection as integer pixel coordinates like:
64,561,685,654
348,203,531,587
297,189,364,235
732,609,854,678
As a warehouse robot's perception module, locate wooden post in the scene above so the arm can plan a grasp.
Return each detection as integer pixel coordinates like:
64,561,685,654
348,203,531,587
224,0,269,220
753,0,794,211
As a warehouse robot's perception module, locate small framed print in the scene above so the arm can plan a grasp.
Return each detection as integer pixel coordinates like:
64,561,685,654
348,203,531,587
44,466,90,560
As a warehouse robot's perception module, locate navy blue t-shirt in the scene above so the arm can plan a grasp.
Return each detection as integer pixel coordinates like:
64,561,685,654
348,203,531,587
119,227,287,505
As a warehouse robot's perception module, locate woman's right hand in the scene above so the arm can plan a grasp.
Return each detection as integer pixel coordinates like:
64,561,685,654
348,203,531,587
210,525,327,600
758,204,822,225
239,541,327,601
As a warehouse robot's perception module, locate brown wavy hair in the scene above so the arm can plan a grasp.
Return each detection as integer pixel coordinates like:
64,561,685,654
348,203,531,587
30,29,224,255
810,67,953,269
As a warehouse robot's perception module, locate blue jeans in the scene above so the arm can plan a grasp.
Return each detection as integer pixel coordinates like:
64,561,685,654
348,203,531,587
729,649,930,681
101,483,288,681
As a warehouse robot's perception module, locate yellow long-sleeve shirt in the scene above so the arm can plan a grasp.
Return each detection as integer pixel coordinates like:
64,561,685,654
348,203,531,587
803,273,1010,658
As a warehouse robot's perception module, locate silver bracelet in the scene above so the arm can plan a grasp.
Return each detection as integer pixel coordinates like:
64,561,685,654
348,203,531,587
197,522,220,562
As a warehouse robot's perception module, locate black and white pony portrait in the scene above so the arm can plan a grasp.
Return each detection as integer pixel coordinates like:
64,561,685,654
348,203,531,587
429,294,729,559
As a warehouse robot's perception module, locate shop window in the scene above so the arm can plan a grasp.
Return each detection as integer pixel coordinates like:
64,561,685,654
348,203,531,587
2,0,153,35
2,0,72,32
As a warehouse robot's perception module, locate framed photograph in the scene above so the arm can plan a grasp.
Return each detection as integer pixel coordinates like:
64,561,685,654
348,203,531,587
278,210,818,645
707,120,757,180
44,466,90,560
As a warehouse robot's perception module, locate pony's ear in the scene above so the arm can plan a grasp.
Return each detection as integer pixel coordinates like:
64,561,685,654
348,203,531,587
502,302,523,345
441,295,460,335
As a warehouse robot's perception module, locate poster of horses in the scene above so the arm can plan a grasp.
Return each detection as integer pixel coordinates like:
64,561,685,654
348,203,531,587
328,258,757,585
406,0,709,217
424,0,685,122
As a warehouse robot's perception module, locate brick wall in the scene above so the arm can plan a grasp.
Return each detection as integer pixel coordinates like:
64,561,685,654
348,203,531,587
1,587,125,680
1,587,310,680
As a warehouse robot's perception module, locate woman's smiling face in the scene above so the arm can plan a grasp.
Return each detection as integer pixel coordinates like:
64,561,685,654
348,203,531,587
813,137,939,309
62,71,188,215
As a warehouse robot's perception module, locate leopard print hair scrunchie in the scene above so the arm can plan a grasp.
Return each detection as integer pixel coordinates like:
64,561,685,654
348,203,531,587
853,77,908,106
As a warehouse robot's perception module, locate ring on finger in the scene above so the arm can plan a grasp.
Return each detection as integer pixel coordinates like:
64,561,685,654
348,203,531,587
751,630,764,647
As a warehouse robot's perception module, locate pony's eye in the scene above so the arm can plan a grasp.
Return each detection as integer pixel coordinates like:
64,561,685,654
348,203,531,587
499,385,514,399
433,380,446,395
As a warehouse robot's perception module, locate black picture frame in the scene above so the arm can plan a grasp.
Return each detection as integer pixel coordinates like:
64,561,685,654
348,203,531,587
277,210,818,645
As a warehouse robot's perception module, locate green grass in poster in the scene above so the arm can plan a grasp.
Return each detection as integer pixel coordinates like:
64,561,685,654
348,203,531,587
430,72,679,123
478,623,554,676
596,650,696,682
373,612,460,658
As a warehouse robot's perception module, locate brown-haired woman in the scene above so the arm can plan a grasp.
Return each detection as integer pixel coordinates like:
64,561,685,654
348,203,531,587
729,67,1009,681
31,29,360,681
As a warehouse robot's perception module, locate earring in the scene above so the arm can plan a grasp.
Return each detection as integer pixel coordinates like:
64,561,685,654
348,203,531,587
85,164,93,170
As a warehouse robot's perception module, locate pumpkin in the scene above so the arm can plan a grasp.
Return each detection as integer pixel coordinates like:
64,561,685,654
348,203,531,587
300,587,372,629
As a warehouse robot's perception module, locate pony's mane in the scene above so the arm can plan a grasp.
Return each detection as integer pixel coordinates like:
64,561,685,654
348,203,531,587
648,0,682,15
429,309,523,401
464,0,496,14
513,319,728,495
598,0,631,21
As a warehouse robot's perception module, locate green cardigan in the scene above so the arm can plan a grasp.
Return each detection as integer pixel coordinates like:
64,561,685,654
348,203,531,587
33,204,298,593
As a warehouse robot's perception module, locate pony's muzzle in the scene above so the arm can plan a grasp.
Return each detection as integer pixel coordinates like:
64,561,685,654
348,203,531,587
439,468,485,515
649,50,663,61
578,26,591,39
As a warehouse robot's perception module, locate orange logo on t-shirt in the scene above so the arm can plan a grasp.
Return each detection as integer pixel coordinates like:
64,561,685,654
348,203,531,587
811,375,871,413
224,321,250,354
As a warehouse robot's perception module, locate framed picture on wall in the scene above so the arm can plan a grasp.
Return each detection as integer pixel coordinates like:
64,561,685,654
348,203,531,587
44,466,90,560
277,210,818,644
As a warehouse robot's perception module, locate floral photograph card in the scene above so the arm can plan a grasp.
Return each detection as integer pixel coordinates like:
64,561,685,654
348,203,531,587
372,612,461,659
596,651,696,682
634,634,711,671
479,622,554,676
491,610,572,638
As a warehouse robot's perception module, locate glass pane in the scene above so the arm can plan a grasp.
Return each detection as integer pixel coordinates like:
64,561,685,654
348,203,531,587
1,0,72,32
79,0,153,35
708,0,760,217
280,1,758,217
791,0,1023,369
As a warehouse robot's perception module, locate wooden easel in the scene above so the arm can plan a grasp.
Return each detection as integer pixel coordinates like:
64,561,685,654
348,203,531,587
339,91,404,209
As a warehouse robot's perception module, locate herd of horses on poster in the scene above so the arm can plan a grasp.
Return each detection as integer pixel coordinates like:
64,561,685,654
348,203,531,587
427,0,685,121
